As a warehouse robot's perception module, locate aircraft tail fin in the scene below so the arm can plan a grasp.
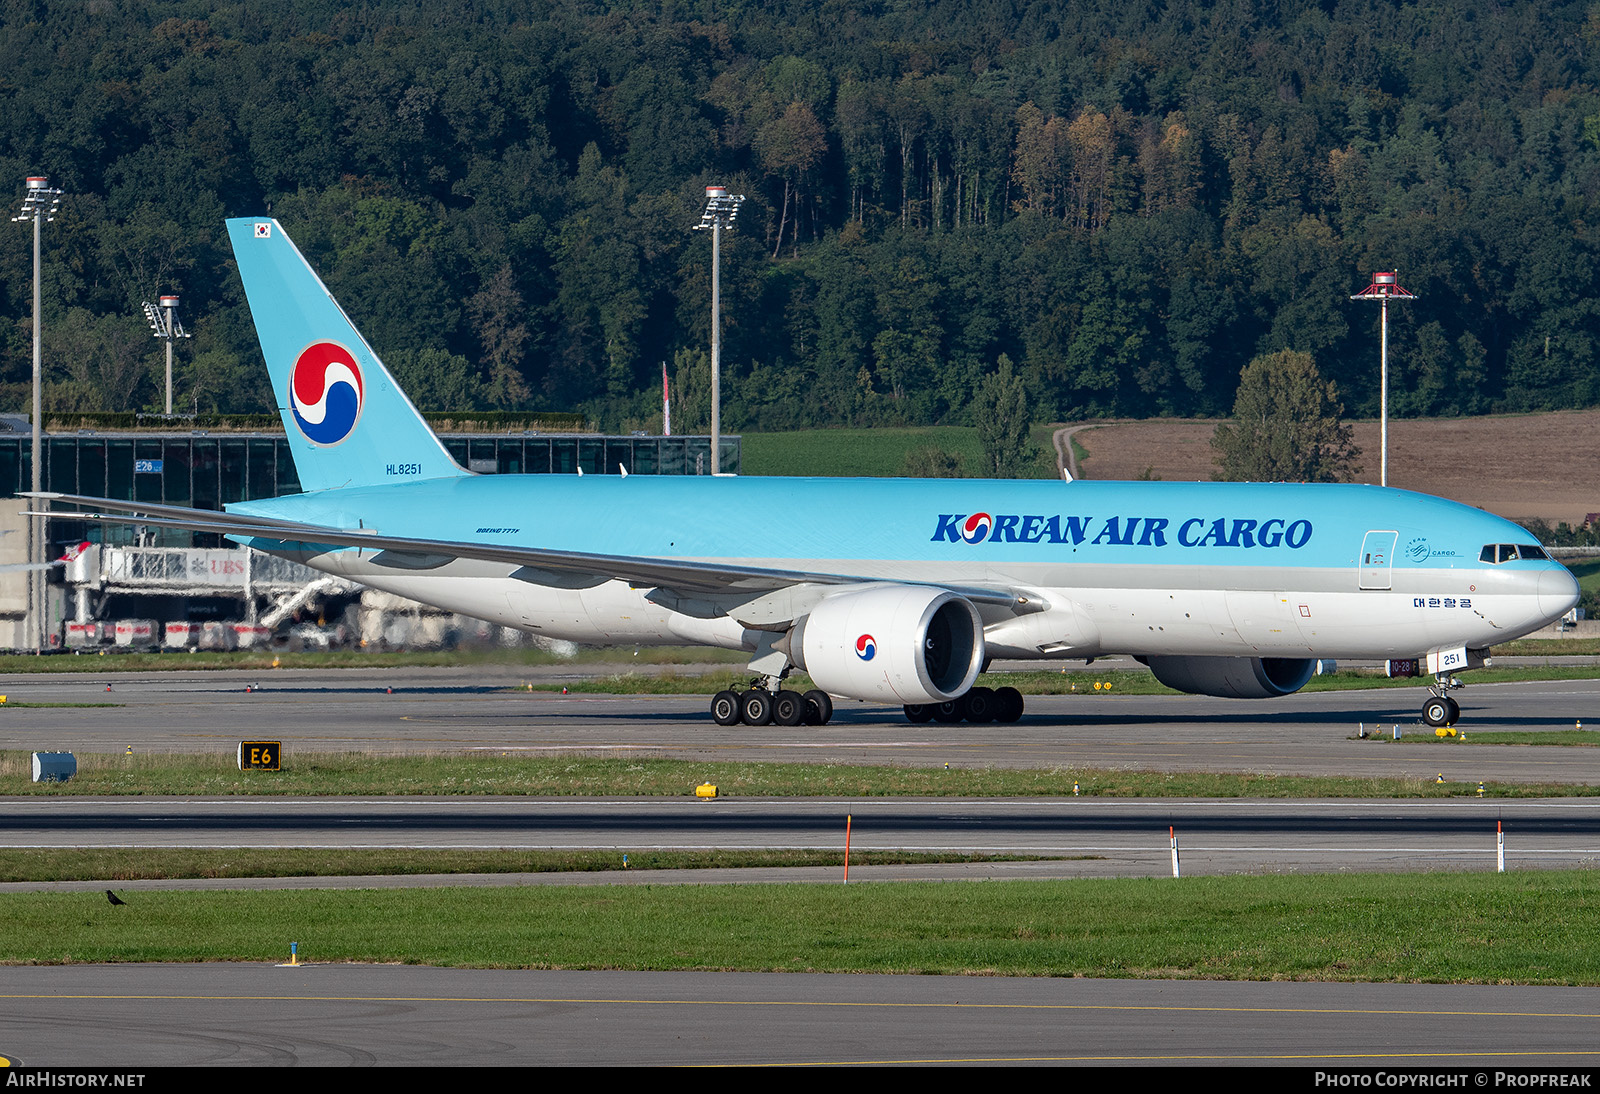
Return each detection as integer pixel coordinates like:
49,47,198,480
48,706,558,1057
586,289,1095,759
225,217,468,493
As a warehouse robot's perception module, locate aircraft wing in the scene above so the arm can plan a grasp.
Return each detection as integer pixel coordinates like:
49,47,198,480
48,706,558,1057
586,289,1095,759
24,492,1026,606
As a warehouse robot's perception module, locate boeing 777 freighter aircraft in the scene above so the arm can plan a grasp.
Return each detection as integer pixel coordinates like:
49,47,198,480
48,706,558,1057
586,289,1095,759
30,218,1580,729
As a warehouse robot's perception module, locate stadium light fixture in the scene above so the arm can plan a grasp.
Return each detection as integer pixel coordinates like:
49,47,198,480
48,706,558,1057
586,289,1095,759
12,176,63,651
692,185,745,475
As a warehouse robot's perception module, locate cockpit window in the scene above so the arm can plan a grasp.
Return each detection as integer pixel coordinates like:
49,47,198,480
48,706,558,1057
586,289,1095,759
1481,543,1550,563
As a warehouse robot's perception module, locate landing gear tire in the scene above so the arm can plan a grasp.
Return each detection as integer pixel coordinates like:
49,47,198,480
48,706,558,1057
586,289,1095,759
963,686,997,723
1422,696,1452,727
994,686,1025,723
904,703,933,723
711,690,741,726
740,689,774,726
772,690,807,727
1446,697,1460,724
931,697,966,723
803,689,833,726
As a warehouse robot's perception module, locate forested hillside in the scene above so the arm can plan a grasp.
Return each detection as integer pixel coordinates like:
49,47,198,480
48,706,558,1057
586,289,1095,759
2,0,1598,432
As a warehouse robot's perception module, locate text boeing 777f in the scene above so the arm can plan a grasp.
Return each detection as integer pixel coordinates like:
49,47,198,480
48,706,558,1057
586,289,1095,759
30,218,1580,728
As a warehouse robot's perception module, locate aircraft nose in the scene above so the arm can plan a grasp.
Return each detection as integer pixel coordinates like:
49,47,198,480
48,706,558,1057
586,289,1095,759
1538,566,1581,621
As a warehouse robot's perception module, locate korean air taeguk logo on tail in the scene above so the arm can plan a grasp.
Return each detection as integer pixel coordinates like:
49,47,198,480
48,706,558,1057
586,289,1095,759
289,341,364,445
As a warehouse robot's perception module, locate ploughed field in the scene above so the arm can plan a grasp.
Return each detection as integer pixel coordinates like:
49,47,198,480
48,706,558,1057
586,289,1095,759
1070,409,1600,526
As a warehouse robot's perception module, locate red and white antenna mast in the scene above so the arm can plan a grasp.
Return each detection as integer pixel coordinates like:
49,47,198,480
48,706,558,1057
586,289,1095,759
662,361,672,437
1350,271,1417,487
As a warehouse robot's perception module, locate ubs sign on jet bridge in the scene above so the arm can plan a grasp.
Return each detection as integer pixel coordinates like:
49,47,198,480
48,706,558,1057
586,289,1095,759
931,513,1315,550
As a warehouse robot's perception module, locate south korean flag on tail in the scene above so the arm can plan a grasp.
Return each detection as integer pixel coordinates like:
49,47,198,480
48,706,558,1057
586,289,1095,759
254,222,271,238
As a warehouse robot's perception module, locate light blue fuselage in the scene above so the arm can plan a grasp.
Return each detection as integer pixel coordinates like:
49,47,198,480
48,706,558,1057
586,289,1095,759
234,474,1576,660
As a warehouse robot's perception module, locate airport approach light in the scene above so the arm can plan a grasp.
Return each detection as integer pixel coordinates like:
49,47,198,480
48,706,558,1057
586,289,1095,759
1350,271,1418,488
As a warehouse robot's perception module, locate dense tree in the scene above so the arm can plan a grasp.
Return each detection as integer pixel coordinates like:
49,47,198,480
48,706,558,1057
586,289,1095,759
755,102,827,258
388,346,482,411
971,354,1039,478
0,0,1598,436
1211,350,1362,483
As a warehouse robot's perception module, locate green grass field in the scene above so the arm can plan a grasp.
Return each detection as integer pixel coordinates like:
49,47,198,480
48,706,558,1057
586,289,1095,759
1494,637,1600,655
1,750,1588,798
1367,730,1600,747
9,872,1600,982
0,847,1024,883
0,645,748,674
1566,557,1600,608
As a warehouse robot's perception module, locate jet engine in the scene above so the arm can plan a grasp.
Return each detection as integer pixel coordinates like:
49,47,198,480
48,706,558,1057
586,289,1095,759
1145,655,1316,699
788,585,984,705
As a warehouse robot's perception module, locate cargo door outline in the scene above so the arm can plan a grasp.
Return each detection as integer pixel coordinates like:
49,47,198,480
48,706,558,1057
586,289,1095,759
1358,530,1399,590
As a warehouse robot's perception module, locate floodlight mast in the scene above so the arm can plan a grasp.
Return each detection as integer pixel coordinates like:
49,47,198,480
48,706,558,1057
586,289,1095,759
143,293,190,416
1350,271,1417,488
12,176,62,652
692,185,744,475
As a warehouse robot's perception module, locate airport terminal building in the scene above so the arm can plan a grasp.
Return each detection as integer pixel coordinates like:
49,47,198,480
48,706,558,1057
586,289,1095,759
0,422,740,651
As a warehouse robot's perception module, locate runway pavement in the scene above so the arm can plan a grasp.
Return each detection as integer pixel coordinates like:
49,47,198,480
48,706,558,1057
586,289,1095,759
3,797,1598,881
5,964,1600,1066
1,663,1599,783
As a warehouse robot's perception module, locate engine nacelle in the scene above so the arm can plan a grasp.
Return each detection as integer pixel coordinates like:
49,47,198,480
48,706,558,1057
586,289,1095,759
790,585,984,705
1146,655,1316,699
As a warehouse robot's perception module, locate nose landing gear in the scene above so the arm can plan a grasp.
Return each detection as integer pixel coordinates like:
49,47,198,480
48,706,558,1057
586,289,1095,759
1420,674,1463,727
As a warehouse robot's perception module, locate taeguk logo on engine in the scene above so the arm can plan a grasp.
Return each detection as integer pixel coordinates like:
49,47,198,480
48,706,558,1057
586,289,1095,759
289,341,364,445
855,634,877,661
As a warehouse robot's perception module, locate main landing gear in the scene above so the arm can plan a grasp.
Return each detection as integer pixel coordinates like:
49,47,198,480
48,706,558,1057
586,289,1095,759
1420,674,1463,728
711,684,834,726
903,686,1025,725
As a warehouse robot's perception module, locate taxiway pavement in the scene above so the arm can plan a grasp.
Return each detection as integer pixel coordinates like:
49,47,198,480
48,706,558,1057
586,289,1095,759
4,964,1600,1066
0,664,1597,783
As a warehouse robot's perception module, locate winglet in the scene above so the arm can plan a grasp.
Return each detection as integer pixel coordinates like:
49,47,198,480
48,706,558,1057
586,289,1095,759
226,218,468,493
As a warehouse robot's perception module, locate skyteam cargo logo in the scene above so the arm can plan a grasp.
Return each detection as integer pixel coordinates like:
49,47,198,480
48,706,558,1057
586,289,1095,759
932,513,1314,550
289,341,364,446
855,634,877,661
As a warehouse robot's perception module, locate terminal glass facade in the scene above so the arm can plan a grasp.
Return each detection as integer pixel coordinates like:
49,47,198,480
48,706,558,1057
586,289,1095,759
2,431,739,550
